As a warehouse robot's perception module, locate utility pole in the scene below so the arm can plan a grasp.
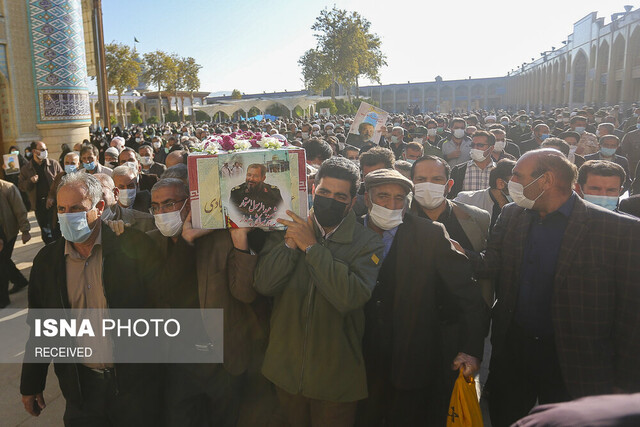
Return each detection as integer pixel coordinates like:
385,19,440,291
92,0,110,129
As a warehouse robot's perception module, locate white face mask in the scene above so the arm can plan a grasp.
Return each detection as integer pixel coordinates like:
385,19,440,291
569,145,578,154
470,148,489,162
453,129,465,139
414,182,446,209
494,140,506,152
140,156,153,166
152,141,162,149
38,149,48,161
154,200,187,237
118,188,137,207
507,174,545,210
368,195,404,230
301,132,310,139
427,128,437,136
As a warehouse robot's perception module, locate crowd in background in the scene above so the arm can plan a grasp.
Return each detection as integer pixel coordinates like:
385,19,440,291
2,102,640,426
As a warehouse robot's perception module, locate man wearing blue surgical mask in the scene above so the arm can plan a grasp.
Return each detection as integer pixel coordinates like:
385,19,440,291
520,124,551,154
80,145,112,176
357,168,488,426
584,135,631,192
575,160,625,212
20,172,164,425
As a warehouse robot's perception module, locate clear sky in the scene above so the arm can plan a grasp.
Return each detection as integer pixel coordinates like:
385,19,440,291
101,0,634,95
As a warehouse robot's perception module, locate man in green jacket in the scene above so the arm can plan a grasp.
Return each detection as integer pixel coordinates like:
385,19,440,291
254,156,384,426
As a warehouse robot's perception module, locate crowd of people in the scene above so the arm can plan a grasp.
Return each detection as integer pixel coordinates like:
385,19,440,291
2,102,640,426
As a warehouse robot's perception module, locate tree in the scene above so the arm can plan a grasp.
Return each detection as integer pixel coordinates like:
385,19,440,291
299,7,386,100
147,116,158,124
316,99,337,115
105,43,141,126
182,57,202,123
143,50,177,123
164,53,183,117
231,89,242,99
129,107,142,124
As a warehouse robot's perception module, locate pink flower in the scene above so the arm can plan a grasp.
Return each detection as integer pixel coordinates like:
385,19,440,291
255,133,263,141
250,139,260,148
221,135,234,151
230,132,237,138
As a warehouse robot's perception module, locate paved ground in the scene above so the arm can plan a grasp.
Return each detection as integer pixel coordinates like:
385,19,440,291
1,213,65,426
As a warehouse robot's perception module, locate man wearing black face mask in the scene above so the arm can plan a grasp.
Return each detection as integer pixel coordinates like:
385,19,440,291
254,157,384,426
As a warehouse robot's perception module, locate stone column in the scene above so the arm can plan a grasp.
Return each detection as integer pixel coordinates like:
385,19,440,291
27,0,91,159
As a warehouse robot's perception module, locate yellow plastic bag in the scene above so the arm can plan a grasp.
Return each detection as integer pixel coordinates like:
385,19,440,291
446,369,484,427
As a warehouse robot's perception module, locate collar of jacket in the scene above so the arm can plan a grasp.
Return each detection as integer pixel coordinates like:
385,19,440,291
53,222,117,308
309,208,356,244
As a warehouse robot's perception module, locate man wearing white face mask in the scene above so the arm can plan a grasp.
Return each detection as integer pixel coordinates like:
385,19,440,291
358,168,489,426
489,127,519,161
410,156,490,266
138,144,167,176
146,178,264,426
448,130,497,198
20,172,164,425
441,118,472,167
118,147,159,193
465,149,640,426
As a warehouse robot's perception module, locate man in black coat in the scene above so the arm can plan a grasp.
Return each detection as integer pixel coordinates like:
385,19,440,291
356,169,489,426
20,172,164,426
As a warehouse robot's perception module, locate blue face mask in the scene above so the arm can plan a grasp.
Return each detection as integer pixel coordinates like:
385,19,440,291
583,193,618,211
64,164,78,174
540,133,549,141
58,208,95,243
406,158,416,165
575,126,586,134
600,147,617,157
83,161,96,171
501,121,509,126
636,123,640,130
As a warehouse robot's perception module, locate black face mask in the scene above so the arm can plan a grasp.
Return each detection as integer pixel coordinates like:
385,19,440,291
313,195,348,228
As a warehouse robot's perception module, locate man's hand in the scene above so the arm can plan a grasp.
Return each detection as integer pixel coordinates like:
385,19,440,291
229,227,251,251
448,148,461,160
22,393,46,416
21,231,31,245
452,352,480,378
30,175,39,184
277,211,317,252
181,211,213,244
105,219,128,236
45,198,54,209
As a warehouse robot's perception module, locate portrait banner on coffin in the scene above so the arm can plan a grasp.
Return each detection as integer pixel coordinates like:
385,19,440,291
188,148,308,230
346,102,389,148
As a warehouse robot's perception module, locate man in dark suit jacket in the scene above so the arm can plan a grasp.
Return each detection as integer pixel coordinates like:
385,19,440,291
20,172,164,426
466,149,640,427
146,178,267,426
619,194,640,217
357,169,489,426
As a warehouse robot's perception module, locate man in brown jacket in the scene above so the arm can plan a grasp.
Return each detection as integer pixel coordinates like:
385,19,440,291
146,178,266,427
0,179,31,307
18,141,62,244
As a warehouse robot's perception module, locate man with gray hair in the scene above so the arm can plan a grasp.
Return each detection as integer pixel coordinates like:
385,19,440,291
94,173,155,233
147,178,264,426
112,164,151,213
20,172,164,425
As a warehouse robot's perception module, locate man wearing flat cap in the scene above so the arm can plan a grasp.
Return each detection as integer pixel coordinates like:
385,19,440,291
356,169,489,426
